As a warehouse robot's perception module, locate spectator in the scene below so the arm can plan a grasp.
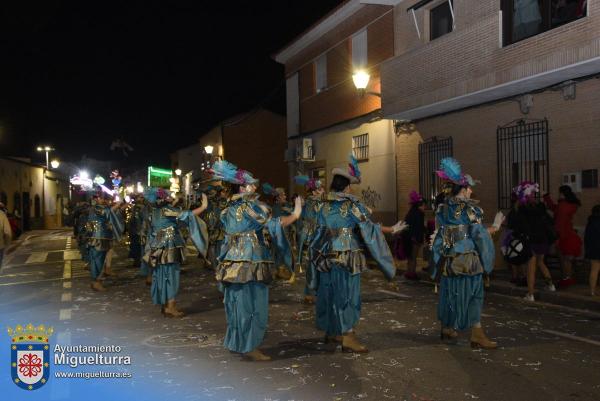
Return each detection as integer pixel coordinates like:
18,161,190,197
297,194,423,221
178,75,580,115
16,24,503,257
0,207,12,267
510,182,556,301
544,185,582,288
401,190,425,280
584,204,600,297
504,193,527,287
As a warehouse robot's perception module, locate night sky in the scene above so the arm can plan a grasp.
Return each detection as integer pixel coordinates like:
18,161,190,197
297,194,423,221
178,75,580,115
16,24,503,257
0,0,343,168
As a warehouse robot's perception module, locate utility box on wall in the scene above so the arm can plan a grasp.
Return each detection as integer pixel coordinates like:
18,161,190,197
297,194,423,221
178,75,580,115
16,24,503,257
562,172,582,193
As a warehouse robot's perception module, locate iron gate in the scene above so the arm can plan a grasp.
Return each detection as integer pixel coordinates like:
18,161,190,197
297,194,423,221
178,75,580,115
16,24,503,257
419,136,453,209
497,119,549,209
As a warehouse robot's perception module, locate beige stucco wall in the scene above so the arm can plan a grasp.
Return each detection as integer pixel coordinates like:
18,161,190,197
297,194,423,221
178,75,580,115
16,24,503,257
302,117,397,224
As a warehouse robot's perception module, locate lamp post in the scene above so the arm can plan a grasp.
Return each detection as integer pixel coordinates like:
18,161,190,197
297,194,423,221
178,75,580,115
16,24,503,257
352,70,381,98
36,146,55,169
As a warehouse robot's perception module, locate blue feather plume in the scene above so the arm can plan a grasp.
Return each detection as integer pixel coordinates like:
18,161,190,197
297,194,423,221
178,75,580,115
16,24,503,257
144,187,159,203
211,160,240,183
439,157,463,182
349,153,361,179
294,175,310,185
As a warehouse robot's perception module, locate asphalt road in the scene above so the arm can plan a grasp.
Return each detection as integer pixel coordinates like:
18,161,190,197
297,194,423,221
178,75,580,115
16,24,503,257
1,230,599,401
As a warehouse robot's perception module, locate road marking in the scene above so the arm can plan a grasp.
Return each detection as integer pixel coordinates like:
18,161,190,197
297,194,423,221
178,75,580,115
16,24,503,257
377,289,412,299
63,260,72,279
542,329,600,347
63,281,72,289
0,277,68,286
25,252,48,264
63,250,81,261
59,309,72,320
61,293,72,302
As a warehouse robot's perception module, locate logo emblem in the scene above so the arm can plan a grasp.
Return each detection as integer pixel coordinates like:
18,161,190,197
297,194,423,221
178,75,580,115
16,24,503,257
8,323,53,390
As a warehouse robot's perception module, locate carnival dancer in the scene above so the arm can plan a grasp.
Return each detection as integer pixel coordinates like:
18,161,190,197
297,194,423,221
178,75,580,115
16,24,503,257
143,188,208,317
308,155,407,353
430,158,502,349
263,183,295,280
128,194,144,267
86,193,124,292
74,201,91,267
294,174,325,304
201,184,227,269
137,194,154,285
212,160,301,361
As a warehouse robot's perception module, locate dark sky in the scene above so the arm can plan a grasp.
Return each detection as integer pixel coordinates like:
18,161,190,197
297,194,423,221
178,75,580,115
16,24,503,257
0,0,343,168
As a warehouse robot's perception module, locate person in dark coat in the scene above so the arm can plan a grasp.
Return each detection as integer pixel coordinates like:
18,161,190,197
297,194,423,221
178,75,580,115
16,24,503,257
402,190,425,280
509,182,556,301
584,204,600,297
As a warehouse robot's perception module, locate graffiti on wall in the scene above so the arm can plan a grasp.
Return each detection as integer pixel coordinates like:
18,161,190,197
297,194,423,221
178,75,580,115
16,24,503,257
361,186,381,210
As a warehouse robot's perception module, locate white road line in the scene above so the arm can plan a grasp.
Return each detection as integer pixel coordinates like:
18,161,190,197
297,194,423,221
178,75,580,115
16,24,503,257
377,289,412,299
25,252,48,264
542,329,600,347
63,260,72,279
59,309,72,320
0,277,68,286
61,293,72,302
63,281,72,289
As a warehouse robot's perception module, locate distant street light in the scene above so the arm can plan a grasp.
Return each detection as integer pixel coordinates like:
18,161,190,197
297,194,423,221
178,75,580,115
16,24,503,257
36,145,55,169
80,170,90,180
175,169,182,176
204,145,214,155
50,160,60,169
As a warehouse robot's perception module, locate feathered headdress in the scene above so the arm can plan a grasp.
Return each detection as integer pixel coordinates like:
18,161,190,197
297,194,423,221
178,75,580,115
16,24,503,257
409,190,424,205
513,181,539,204
436,158,477,187
294,174,322,191
331,153,362,184
144,187,170,203
210,160,257,185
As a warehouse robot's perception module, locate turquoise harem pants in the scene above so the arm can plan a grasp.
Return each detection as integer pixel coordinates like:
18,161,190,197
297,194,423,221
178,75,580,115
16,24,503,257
223,282,269,354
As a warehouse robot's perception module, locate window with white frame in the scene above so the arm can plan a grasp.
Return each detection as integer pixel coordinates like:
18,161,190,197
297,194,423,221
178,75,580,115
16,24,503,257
315,54,327,93
351,30,368,70
352,133,369,161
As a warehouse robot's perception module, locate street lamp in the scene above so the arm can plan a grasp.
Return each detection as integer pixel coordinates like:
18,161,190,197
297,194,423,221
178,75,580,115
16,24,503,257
204,145,214,155
352,70,381,98
50,160,60,169
36,145,55,169
175,169,182,176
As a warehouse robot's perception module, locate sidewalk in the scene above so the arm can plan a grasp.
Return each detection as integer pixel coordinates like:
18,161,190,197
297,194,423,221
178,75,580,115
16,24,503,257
395,258,600,312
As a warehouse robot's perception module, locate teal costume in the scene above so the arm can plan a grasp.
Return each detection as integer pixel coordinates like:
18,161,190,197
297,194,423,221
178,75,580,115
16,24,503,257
143,204,208,304
75,203,90,264
202,192,226,268
430,197,495,330
85,204,124,280
128,202,144,265
296,195,323,295
310,192,395,336
271,201,294,269
216,193,293,353
138,203,152,277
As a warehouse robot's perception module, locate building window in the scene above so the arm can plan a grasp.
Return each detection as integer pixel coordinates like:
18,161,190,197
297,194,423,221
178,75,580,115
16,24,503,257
311,167,326,182
0,191,7,206
419,136,453,209
314,54,327,93
497,119,549,209
351,30,368,70
502,0,587,46
352,133,369,161
430,0,454,40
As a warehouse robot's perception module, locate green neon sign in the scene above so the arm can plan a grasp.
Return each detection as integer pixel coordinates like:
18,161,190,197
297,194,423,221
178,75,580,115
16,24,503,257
147,166,173,188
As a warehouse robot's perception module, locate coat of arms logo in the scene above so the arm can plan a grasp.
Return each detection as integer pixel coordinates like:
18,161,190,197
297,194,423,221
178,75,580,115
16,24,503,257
8,323,54,390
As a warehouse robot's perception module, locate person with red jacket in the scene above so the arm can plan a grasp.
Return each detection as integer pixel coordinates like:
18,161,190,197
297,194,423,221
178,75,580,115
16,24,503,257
544,185,582,288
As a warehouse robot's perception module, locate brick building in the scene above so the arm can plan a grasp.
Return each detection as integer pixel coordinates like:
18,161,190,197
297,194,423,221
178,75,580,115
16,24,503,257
275,0,398,224
172,108,287,201
380,0,599,229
